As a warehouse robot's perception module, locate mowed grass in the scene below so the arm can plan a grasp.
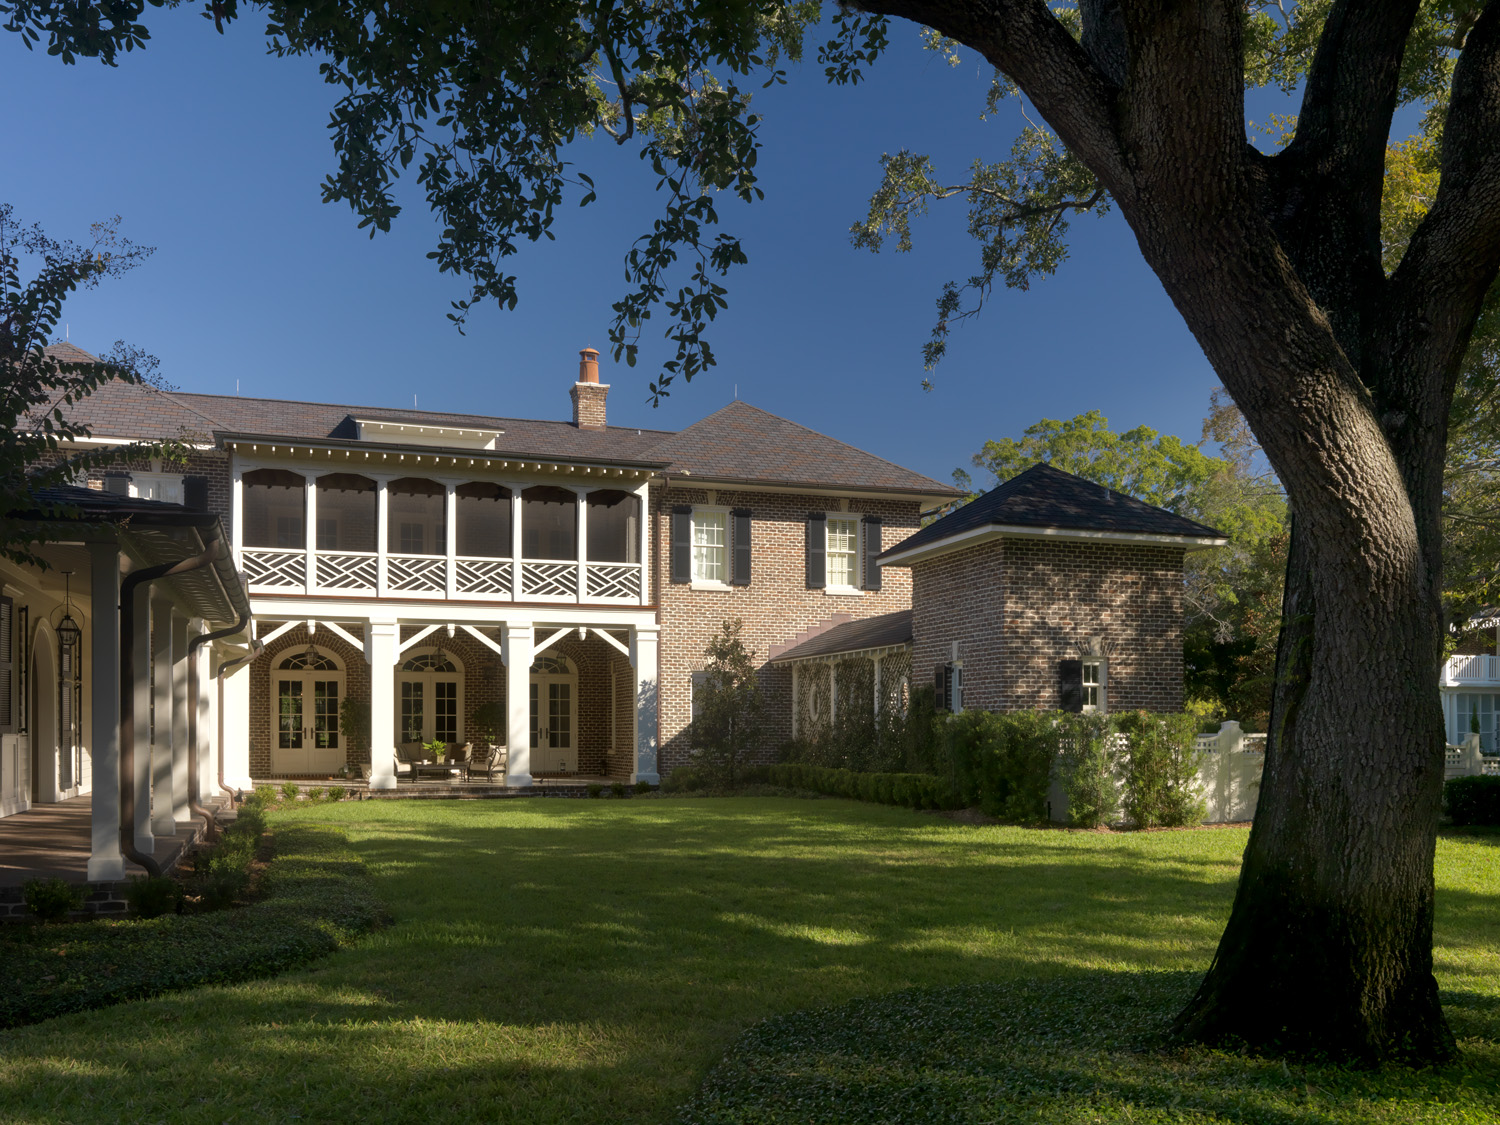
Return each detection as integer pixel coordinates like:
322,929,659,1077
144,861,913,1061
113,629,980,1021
0,799,1495,1124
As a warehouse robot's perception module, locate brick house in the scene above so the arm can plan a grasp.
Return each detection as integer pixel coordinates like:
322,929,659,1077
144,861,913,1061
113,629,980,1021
3,344,960,822
769,463,1226,724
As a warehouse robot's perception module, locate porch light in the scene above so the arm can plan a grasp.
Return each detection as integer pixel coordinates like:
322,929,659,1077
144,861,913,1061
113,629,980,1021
55,571,81,649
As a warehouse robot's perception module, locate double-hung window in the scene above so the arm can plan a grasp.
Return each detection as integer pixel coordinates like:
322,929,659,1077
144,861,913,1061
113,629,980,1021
692,511,727,583
806,512,882,592
826,517,860,589
1082,659,1106,712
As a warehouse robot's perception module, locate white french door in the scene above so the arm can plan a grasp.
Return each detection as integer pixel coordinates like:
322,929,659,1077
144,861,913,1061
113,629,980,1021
272,673,343,774
529,654,577,772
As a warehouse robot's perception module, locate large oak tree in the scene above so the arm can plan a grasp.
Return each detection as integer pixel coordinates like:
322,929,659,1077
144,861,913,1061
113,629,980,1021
8,0,1500,1062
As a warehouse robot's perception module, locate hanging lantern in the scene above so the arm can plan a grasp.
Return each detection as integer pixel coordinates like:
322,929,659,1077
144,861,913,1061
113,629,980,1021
55,571,81,649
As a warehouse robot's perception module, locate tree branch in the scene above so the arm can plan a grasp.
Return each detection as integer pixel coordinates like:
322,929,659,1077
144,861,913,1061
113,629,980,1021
859,0,1130,193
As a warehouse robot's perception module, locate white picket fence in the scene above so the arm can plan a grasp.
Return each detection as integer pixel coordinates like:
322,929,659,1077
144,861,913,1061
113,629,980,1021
1445,734,1500,780
1047,719,1264,826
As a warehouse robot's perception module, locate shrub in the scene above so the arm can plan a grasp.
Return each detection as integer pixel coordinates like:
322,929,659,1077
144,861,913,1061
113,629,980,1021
1446,775,1500,826
325,785,347,802
942,710,1055,822
764,763,960,811
22,877,85,923
250,785,278,807
610,781,627,798
634,780,652,794
662,766,708,793
123,876,182,919
201,866,250,910
0,825,386,1029
230,806,267,840
1056,712,1119,828
280,781,301,802
691,619,764,788
1114,711,1206,828
587,783,604,798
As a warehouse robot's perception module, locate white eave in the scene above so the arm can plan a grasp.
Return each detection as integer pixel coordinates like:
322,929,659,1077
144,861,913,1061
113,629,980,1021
879,522,1230,567
353,417,504,450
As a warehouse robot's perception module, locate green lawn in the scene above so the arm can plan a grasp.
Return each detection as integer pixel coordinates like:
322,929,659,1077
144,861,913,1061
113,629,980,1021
0,798,1496,1124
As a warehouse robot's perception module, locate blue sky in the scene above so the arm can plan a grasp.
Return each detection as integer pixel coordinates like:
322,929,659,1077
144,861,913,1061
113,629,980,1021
4,10,1327,488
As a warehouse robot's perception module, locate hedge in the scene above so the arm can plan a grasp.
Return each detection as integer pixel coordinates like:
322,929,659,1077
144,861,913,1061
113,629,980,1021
1445,775,1500,826
0,823,387,1028
765,763,962,810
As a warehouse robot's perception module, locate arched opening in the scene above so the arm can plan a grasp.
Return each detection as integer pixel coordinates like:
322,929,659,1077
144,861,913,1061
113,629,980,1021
456,482,512,558
388,477,446,556
586,490,640,562
521,486,577,560
315,473,377,552
397,647,466,746
242,468,307,549
530,653,578,772
271,647,346,775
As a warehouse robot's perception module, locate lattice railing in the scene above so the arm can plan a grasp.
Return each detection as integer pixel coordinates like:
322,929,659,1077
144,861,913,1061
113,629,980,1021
389,554,447,594
242,548,306,589
586,562,642,600
520,560,578,598
314,551,377,592
455,557,512,596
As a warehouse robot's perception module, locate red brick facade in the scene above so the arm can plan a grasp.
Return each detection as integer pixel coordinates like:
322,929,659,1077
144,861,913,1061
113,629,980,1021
910,537,1187,714
652,485,922,774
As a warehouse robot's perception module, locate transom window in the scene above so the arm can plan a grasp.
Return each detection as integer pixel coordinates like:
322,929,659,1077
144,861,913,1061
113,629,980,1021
826,517,859,588
530,654,573,675
692,511,726,582
1082,659,1106,712
279,650,339,672
401,653,457,673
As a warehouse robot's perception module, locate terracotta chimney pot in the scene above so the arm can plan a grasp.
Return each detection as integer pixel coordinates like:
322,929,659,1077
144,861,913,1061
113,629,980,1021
579,348,600,383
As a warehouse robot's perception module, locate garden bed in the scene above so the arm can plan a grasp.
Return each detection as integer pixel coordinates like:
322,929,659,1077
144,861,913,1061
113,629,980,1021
0,823,386,1028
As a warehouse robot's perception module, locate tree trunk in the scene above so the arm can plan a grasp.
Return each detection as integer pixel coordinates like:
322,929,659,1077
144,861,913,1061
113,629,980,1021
1171,506,1455,1062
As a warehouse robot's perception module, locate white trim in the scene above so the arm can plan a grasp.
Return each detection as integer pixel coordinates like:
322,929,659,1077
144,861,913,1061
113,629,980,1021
397,623,442,658
878,522,1229,567
689,505,730,585
591,627,630,658
532,628,569,657
258,620,299,647
661,474,957,513
460,624,506,659
769,642,912,668
316,620,367,655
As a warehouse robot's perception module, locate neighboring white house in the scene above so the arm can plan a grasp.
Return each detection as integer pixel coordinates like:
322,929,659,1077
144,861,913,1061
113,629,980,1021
1441,613,1500,751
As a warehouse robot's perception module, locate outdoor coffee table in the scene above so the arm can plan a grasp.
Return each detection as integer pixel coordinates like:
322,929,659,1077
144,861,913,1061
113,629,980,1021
412,761,464,781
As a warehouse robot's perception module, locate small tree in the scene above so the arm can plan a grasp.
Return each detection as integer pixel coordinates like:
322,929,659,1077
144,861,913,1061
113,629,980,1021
691,619,763,789
338,697,370,768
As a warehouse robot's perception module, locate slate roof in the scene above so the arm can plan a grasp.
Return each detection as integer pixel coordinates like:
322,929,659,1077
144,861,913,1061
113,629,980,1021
768,610,913,663
39,346,954,498
648,402,959,498
881,462,1227,562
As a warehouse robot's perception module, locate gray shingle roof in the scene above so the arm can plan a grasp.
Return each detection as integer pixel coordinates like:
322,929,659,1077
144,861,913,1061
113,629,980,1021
768,610,913,664
44,358,953,495
881,462,1226,561
647,401,960,498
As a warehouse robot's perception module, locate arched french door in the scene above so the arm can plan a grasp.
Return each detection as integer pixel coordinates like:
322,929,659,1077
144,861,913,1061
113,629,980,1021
397,649,465,746
272,649,345,774
530,653,577,772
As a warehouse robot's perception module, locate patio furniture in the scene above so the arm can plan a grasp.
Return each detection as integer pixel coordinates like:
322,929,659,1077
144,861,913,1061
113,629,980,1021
412,761,463,781
467,744,502,782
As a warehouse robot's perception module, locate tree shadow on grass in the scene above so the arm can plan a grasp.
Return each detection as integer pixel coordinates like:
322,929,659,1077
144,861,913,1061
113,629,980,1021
675,972,1500,1125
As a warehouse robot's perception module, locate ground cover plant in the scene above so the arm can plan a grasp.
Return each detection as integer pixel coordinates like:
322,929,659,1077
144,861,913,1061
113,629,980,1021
0,799,1493,1124
0,824,384,1028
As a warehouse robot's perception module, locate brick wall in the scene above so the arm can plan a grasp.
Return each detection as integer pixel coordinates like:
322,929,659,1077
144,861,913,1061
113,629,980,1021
909,537,1187,715
654,486,922,775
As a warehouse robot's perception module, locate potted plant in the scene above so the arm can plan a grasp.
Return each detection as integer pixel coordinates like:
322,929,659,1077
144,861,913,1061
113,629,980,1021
424,738,448,762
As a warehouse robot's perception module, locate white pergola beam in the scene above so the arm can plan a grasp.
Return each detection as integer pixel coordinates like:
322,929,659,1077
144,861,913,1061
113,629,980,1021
460,624,506,659
532,628,568,657
591,628,630,658
258,620,298,646
397,623,441,658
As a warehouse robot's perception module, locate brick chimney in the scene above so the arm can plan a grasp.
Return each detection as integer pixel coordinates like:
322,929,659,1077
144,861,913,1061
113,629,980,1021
570,347,609,429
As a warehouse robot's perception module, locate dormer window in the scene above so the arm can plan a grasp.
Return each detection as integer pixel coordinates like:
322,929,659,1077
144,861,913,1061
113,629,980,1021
352,416,502,450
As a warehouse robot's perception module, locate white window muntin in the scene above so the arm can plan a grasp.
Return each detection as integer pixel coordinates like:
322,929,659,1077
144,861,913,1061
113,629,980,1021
826,515,860,590
692,508,728,585
1082,658,1107,713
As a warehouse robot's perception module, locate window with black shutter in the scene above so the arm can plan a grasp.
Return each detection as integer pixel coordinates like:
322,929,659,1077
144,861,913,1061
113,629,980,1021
670,506,693,583
730,509,752,586
806,513,826,589
934,663,949,712
1058,659,1083,713
0,595,13,734
861,515,882,590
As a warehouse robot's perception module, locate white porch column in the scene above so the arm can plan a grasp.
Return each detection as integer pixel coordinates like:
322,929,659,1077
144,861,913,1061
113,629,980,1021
87,541,125,882
630,624,660,784
195,630,214,799
221,661,253,791
150,595,176,836
575,487,588,603
367,619,398,790
376,478,390,597
511,486,525,598
131,584,154,852
504,623,534,785
171,615,192,822
445,483,458,599
304,474,318,595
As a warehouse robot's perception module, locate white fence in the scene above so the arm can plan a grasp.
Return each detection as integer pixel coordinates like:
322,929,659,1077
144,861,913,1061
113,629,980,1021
1048,719,1264,826
1445,734,1500,780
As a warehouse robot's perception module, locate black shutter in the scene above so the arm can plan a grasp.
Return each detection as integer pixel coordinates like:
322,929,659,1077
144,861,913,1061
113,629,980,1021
861,515,882,590
0,595,12,733
731,509,752,586
934,663,949,712
670,506,693,583
806,513,826,589
183,475,209,511
1059,659,1083,713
